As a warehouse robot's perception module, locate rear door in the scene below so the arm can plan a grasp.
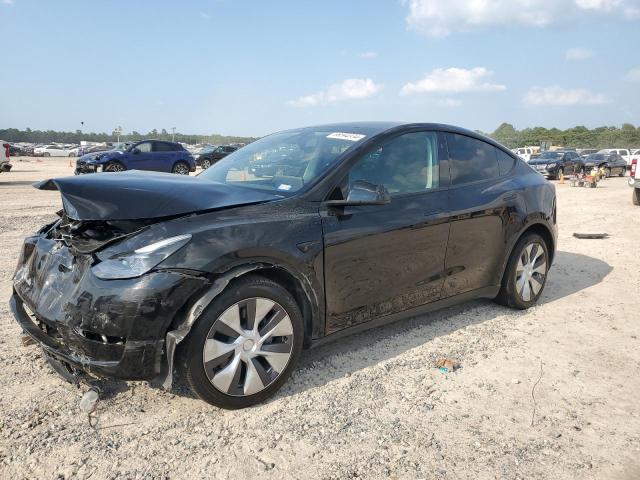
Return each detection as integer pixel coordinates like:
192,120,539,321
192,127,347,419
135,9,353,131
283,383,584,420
442,132,518,297
322,130,451,334
152,141,178,172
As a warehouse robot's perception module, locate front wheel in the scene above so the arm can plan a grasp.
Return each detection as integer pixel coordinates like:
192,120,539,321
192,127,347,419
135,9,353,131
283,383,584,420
494,233,549,309
104,161,125,172
172,161,190,175
201,158,212,169
183,275,304,409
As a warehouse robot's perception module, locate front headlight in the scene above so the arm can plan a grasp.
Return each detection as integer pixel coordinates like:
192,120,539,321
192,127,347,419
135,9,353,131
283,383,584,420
92,234,191,280
546,163,557,169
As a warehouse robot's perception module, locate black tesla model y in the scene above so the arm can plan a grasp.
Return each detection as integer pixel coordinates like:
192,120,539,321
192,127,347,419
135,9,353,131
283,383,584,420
11,122,557,408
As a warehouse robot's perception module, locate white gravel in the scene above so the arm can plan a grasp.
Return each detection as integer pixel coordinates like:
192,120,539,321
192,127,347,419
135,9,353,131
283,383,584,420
1,158,639,479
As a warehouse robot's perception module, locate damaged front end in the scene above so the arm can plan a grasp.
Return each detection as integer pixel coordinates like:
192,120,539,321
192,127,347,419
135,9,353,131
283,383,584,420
11,212,210,382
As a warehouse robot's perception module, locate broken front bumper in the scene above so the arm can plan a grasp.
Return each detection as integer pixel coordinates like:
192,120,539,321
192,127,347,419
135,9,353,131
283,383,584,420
11,234,209,380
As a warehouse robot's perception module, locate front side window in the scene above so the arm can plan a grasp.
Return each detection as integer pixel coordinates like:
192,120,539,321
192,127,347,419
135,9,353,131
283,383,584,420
447,133,499,185
346,131,440,196
134,142,152,153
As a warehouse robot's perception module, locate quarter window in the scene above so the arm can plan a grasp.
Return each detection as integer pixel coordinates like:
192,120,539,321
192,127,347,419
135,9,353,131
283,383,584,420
347,131,440,196
447,133,499,185
496,149,516,175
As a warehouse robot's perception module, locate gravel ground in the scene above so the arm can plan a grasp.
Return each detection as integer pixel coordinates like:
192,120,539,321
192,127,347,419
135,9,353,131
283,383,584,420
1,157,639,480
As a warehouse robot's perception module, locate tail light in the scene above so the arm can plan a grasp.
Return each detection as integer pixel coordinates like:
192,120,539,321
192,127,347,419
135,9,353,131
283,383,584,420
632,159,637,179
2,143,9,158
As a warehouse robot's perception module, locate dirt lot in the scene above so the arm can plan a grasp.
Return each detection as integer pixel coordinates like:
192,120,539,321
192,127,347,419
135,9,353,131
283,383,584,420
1,157,639,480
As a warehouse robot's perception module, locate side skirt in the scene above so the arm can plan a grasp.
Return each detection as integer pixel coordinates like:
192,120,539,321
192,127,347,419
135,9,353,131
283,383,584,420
310,285,500,349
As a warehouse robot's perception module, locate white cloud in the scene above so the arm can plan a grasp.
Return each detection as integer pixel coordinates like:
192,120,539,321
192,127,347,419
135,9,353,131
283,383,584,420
400,67,506,95
289,78,383,107
624,66,640,82
523,86,607,106
359,51,378,59
565,47,594,60
403,0,640,36
2,0,15,4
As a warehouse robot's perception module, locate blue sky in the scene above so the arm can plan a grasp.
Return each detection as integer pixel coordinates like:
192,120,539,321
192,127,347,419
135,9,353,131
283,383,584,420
1,0,639,136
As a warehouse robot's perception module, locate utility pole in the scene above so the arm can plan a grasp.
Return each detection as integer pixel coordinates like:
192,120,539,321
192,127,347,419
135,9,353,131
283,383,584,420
172,127,176,143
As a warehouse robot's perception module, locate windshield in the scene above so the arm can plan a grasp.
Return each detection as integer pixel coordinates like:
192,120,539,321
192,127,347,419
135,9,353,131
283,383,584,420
198,129,366,193
538,151,563,159
586,154,604,161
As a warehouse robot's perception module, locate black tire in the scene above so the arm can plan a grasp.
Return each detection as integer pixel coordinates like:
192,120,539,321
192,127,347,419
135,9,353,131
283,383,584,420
183,275,304,409
494,233,550,310
172,161,190,175
201,158,212,169
619,167,626,177
43,152,50,157
633,188,640,206
104,161,125,172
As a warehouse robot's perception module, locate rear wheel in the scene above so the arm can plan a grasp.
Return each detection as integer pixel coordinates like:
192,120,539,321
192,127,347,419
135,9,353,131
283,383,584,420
183,275,303,409
494,233,549,309
104,161,125,172
633,188,640,206
172,161,190,175
605,167,611,178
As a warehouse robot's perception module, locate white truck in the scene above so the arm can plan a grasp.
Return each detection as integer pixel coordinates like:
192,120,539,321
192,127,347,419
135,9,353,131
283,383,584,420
1,141,12,173
631,157,640,205
514,147,535,162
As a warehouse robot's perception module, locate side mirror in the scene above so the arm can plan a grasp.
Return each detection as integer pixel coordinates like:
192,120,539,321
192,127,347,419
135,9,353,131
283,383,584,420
324,181,391,207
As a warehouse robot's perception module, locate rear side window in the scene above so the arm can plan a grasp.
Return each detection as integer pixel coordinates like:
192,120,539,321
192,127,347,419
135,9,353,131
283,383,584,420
153,142,175,152
446,133,499,185
496,149,516,175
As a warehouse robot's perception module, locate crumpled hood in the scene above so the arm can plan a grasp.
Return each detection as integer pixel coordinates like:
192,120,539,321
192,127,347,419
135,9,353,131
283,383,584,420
79,150,121,163
34,170,283,221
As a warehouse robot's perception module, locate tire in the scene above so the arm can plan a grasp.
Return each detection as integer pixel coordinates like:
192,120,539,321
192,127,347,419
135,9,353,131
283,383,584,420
183,275,304,409
43,152,50,157
633,188,640,206
619,167,626,177
605,167,611,178
494,233,550,310
201,158,212,169
68,152,75,157
104,161,125,172
172,161,190,175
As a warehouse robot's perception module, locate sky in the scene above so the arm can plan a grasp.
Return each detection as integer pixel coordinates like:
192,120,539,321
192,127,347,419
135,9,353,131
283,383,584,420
1,0,639,137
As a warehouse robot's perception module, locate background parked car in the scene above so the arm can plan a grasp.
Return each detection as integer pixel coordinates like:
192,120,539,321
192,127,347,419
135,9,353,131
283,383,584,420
1,140,13,172
598,148,631,165
578,148,598,159
514,147,535,162
583,153,627,177
9,144,24,156
33,145,70,157
196,145,238,169
527,150,584,179
75,140,195,175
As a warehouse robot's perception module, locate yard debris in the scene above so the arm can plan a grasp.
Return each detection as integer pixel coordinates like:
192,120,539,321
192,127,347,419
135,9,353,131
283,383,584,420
573,233,609,239
79,387,100,428
435,358,458,372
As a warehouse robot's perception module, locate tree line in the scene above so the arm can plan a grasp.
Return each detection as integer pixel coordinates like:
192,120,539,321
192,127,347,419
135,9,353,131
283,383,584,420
485,123,640,149
0,127,257,146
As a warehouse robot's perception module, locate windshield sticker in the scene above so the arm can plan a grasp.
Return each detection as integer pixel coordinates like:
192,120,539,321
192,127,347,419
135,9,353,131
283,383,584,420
326,132,366,142
277,184,292,191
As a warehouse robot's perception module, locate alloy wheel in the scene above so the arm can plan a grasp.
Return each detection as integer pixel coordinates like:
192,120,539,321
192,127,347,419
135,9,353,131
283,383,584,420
174,163,189,175
202,159,211,169
514,242,547,302
203,297,294,397
106,163,124,172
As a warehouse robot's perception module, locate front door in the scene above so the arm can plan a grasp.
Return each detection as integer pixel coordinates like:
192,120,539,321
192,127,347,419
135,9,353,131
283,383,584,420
129,141,154,170
321,131,450,334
